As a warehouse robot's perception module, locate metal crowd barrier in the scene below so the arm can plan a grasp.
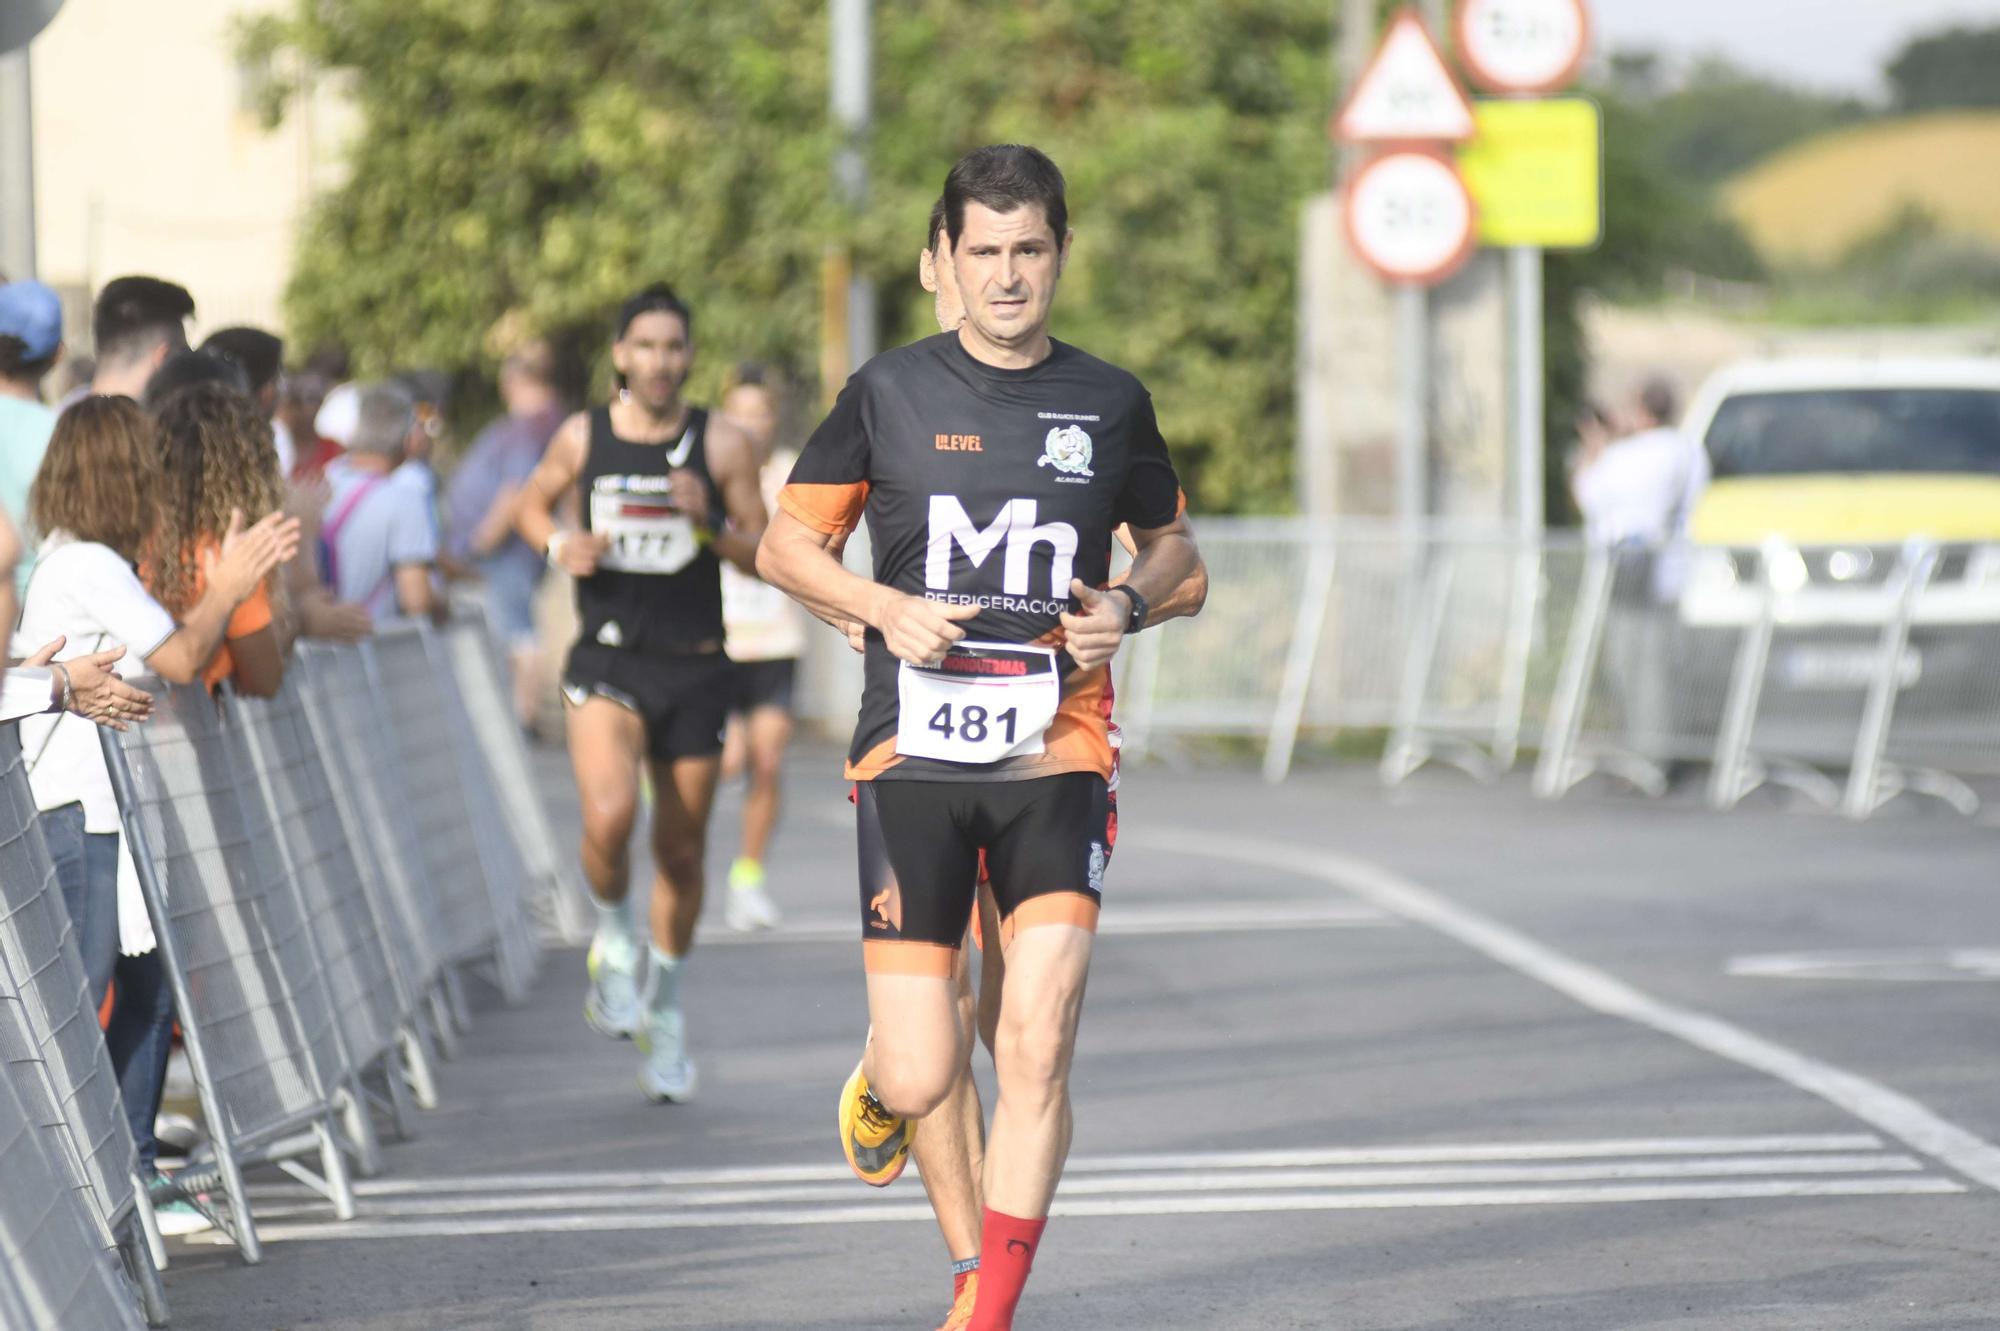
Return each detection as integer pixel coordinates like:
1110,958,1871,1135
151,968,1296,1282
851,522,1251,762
0,731,167,1324
0,1052,144,1331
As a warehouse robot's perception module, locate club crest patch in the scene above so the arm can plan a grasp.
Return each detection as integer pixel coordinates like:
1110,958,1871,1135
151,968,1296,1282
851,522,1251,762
1038,424,1094,480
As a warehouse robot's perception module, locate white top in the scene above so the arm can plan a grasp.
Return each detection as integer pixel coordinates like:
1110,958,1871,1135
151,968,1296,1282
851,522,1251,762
272,416,297,478
721,452,809,662
15,532,178,958
0,669,57,725
1573,426,1710,599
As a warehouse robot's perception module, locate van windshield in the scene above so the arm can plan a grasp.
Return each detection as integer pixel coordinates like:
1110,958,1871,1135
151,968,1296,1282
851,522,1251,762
1705,388,2000,478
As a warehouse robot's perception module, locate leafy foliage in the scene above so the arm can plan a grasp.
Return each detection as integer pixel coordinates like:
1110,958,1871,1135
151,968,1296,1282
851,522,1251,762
1888,26,2000,113
246,0,1332,513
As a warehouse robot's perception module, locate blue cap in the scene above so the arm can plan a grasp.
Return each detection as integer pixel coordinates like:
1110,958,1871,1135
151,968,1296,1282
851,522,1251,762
0,281,63,362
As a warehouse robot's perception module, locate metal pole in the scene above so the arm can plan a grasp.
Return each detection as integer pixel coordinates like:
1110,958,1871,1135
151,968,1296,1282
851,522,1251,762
0,51,33,279
830,0,874,369
1395,284,1428,549
1510,245,1545,537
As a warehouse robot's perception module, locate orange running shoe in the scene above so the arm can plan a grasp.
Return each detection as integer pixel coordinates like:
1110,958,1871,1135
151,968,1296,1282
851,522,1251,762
937,1272,978,1330
837,1058,910,1187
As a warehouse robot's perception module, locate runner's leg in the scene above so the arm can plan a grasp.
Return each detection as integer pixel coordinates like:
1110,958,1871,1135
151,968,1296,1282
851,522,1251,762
644,754,722,956
567,693,649,1037
738,702,793,866
909,942,988,1262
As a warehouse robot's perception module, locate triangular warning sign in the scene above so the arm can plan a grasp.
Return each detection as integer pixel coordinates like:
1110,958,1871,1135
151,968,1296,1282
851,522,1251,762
1334,9,1476,144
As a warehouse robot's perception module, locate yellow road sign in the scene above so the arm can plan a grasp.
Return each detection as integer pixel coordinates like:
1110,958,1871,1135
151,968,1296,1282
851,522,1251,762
1456,97,1601,249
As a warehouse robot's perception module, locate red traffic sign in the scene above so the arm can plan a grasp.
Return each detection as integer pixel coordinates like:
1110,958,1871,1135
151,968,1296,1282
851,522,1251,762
1456,0,1591,96
1334,9,1476,144
1344,150,1478,286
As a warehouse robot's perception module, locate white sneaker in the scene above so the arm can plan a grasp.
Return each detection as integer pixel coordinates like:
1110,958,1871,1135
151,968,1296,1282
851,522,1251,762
584,938,644,1040
637,1009,698,1103
725,859,782,931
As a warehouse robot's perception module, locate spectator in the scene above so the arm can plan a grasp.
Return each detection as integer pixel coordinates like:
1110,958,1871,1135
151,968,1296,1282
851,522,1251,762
1571,377,1708,766
276,369,339,483
0,278,66,593
140,349,249,412
72,275,194,404
147,381,290,697
445,341,565,732
321,382,446,625
17,397,295,1230
199,326,286,468
53,354,93,403
0,503,151,729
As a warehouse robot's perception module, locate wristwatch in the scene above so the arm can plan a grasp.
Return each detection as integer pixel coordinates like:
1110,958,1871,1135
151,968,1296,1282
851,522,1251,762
1109,584,1149,634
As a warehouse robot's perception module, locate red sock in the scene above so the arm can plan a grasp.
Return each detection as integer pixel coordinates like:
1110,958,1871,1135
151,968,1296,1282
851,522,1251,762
967,1208,1046,1331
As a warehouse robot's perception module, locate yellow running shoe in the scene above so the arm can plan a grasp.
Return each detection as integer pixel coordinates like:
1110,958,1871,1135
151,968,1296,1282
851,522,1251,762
937,1272,978,1330
838,1058,909,1187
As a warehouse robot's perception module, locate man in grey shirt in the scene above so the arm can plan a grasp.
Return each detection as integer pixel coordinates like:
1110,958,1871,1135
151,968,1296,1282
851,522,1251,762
321,383,444,625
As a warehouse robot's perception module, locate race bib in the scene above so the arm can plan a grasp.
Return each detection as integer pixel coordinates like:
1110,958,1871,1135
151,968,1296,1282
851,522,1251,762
896,641,1059,765
591,490,700,574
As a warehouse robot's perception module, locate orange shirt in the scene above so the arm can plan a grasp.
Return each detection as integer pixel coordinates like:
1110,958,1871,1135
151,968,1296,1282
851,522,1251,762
145,537,274,692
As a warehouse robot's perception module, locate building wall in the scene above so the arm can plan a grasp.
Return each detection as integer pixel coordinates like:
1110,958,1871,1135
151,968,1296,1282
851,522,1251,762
29,0,351,344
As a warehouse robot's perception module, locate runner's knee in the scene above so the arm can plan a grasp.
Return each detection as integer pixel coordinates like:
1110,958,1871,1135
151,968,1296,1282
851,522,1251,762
871,1046,958,1118
993,1011,1075,1101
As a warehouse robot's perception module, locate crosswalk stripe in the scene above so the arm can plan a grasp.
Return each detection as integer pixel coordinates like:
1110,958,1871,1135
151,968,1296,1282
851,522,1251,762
694,899,1395,946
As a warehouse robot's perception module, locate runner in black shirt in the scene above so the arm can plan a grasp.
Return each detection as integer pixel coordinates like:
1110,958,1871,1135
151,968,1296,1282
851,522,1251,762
759,146,1206,1331
515,284,766,1104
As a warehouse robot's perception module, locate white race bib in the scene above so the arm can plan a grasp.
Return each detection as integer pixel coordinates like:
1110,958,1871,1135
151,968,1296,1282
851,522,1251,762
591,490,700,574
896,641,1060,765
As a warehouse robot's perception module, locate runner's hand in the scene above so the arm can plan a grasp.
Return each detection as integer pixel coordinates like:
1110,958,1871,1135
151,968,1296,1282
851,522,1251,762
1059,580,1127,671
668,469,710,528
60,646,153,730
552,531,611,577
877,593,980,666
842,617,867,654
209,509,303,605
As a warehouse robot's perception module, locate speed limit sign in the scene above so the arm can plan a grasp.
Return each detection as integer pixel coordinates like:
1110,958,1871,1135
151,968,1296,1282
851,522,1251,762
1456,0,1590,96
1343,150,1477,286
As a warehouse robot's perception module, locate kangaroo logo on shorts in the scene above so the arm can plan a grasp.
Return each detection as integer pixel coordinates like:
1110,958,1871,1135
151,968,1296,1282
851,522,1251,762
1087,840,1106,894
1038,424,1094,480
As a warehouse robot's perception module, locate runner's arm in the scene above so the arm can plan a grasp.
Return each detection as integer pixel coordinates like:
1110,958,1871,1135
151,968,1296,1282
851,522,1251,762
757,510,976,664
699,415,767,576
1111,514,1206,621
1116,513,1204,625
513,412,608,577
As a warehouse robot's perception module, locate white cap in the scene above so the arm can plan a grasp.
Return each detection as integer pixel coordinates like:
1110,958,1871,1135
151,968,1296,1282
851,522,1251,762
314,381,361,447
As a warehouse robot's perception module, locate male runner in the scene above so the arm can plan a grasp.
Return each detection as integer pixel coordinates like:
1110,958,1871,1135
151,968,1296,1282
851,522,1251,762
759,145,1205,1331
515,284,767,1102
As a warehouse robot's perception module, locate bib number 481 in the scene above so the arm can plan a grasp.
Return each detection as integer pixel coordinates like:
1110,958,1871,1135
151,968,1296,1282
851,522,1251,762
927,702,1019,747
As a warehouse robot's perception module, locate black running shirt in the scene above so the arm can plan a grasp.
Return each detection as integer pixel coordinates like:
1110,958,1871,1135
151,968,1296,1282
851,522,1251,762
573,405,725,656
781,333,1181,782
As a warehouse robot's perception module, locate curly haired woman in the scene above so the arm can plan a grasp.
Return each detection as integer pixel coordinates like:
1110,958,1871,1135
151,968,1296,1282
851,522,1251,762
147,380,291,697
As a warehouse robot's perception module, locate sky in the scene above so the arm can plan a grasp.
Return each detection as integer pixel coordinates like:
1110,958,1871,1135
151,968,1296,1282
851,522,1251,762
1588,0,2000,97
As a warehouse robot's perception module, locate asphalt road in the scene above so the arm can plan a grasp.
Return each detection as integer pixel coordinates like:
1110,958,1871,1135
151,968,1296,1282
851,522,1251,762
159,744,2000,1330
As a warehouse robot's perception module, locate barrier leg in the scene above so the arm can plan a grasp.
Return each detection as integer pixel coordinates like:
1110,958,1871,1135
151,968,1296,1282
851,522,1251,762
334,1079,384,1179
309,1115,357,1222
1490,544,1543,772
1262,539,1337,784
117,1215,169,1326
131,1175,166,1272
426,983,461,1060
398,1022,440,1111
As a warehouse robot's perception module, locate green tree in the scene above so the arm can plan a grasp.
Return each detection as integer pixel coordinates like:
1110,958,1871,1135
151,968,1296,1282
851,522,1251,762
247,0,1332,513
1888,26,2000,113
1639,56,1869,186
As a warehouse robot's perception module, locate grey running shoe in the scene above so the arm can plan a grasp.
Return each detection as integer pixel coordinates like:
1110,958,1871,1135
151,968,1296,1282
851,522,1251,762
584,938,643,1040
637,1008,698,1103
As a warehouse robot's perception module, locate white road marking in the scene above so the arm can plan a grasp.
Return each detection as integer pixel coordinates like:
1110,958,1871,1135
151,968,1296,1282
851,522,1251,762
695,899,1393,946
203,1176,1966,1246
1728,949,2000,983
1146,828,2000,1192
238,1154,1928,1222
242,1133,1889,1200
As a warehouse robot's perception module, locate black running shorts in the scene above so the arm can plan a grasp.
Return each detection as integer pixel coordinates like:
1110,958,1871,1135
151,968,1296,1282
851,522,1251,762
726,657,797,717
856,772,1110,975
562,642,730,761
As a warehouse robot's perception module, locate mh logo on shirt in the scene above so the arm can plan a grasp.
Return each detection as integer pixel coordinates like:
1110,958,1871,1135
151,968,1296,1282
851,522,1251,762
925,496,1077,602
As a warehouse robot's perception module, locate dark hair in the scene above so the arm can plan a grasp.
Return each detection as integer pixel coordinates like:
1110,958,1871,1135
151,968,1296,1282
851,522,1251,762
1638,376,1679,426
142,350,250,412
149,382,284,614
926,196,948,251
615,283,692,341
943,145,1067,250
303,339,350,381
91,275,194,366
0,334,58,383
200,326,284,394
728,360,769,389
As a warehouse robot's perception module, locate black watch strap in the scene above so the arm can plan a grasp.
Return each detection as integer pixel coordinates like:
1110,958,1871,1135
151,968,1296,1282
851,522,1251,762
1112,584,1149,634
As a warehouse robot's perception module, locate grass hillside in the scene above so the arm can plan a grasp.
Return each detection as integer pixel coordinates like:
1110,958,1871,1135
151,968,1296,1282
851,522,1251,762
1722,112,2000,265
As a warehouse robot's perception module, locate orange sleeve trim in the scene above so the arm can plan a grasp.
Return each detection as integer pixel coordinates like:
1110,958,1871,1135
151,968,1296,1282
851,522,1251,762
228,583,274,637
998,892,1101,948
862,940,959,978
779,481,870,537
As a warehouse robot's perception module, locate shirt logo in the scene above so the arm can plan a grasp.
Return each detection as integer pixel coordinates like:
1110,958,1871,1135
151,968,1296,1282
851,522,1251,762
925,496,1077,605
1038,425,1094,480
935,433,984,452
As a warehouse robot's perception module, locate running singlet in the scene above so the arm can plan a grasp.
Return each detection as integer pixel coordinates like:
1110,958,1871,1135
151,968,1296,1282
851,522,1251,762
574,405,725,655
780,333,1181,783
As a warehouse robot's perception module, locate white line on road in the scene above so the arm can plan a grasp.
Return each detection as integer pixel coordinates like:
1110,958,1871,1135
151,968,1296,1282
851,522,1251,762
207,1176,1967,1246
695,899,1394,946
241,1133,1889,1200
1147,828,2000,1192
237,1153,1929,1222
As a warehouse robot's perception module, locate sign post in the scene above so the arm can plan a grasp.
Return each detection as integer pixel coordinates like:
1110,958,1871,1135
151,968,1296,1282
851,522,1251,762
1334,7,1476,551
1451,0,1591,540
